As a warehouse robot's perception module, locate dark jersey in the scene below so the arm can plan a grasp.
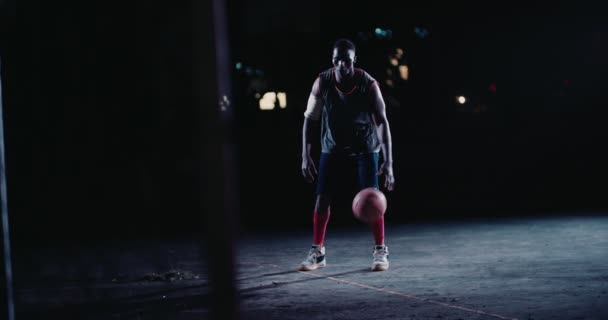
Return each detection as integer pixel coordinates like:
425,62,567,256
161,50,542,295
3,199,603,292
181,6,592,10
317,68,380,154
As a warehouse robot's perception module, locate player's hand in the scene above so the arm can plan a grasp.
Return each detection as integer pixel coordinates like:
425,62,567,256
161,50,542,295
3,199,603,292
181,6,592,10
377,162,395,191
301,154,317,183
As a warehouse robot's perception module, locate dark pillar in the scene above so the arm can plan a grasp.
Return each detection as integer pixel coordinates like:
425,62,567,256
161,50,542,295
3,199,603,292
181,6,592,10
193,0,239,319
0,56,16,320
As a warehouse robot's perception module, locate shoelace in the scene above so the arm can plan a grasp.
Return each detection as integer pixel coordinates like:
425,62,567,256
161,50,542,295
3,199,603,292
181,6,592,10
373,249,388,261
307,248,322,260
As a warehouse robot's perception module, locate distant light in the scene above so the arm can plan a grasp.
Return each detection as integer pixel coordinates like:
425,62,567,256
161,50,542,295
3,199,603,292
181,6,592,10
398,65,409,80
385,79,394,88
374,28,392,39
457,96,466,104
259,92,276,110
489,84,497,92
220,95,230,112
245,67,253,76
395,48,404,59
389,58,398,66
254,92,261,99
415,27,429,39
386,68,393,76
236,62,243,70
277,92,287,108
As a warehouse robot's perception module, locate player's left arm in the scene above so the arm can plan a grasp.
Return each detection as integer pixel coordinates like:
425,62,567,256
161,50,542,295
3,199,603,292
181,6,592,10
370,81,395,191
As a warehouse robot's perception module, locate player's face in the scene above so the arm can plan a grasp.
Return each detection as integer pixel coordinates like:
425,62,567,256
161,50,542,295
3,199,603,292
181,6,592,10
332,48,355,76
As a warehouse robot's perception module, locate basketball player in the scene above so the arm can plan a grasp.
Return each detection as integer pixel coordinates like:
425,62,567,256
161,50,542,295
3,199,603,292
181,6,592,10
300,38,395,271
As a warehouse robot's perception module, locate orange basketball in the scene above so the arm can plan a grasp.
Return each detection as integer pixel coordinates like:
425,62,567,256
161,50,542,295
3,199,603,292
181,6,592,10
352,188,387,223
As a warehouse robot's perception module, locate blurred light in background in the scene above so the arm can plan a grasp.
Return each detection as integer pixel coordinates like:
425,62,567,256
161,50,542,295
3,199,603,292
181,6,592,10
389,57,398,66
259,92,276,110
395,48,404,60
457,96,466,104
235,62,264,77
219,95,229,112
374,27,393,39
258,92,287,110
398,65,409,80
489,84,497,93
414,26,429,39
277,92,287,109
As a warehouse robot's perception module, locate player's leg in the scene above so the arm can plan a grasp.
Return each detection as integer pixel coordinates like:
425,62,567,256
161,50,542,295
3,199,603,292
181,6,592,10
356,152,384,245
299,153,334,271
313,194,332,246
357,152,389,271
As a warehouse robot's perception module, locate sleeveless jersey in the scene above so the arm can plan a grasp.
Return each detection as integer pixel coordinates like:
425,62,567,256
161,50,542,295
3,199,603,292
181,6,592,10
317,68,381,154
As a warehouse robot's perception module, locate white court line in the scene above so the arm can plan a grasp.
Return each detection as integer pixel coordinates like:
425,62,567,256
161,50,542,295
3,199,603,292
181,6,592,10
265,263,518,320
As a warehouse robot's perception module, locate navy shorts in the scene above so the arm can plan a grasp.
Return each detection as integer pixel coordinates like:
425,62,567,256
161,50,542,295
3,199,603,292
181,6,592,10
316,152,380,196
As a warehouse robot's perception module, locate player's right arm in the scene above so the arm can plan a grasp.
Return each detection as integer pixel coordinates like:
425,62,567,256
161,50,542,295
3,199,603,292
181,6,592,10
302,77,322,183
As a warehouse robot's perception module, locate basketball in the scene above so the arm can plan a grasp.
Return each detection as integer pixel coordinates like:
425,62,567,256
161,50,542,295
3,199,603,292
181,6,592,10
352,188,387,223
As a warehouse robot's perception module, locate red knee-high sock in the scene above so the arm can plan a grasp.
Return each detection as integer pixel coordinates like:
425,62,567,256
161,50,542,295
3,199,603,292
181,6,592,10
313,209,330,246
370,216,385,246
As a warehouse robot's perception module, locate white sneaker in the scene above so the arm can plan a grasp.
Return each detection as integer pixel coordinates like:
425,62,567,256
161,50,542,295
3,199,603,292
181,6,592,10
298,245,326,271
371,245,389,271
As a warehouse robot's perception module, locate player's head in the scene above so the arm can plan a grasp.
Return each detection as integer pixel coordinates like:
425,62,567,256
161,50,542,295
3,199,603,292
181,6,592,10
332,38,356,77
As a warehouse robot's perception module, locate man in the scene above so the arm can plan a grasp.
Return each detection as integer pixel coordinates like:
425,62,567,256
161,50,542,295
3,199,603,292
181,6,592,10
300,38,395,271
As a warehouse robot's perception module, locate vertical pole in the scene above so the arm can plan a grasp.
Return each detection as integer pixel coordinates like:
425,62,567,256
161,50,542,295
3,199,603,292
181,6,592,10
0,57,16,320
193,0,239,319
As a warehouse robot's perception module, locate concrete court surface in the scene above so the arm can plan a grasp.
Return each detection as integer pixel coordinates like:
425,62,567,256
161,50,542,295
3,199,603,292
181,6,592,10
13,213,608,319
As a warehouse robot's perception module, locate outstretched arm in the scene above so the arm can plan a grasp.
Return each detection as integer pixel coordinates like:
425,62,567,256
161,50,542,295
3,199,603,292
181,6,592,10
302,77,322,183
370,81,395,191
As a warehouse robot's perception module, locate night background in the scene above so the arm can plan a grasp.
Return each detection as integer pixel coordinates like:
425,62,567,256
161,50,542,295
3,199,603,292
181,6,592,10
1,1,608,319
3,1,607,240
